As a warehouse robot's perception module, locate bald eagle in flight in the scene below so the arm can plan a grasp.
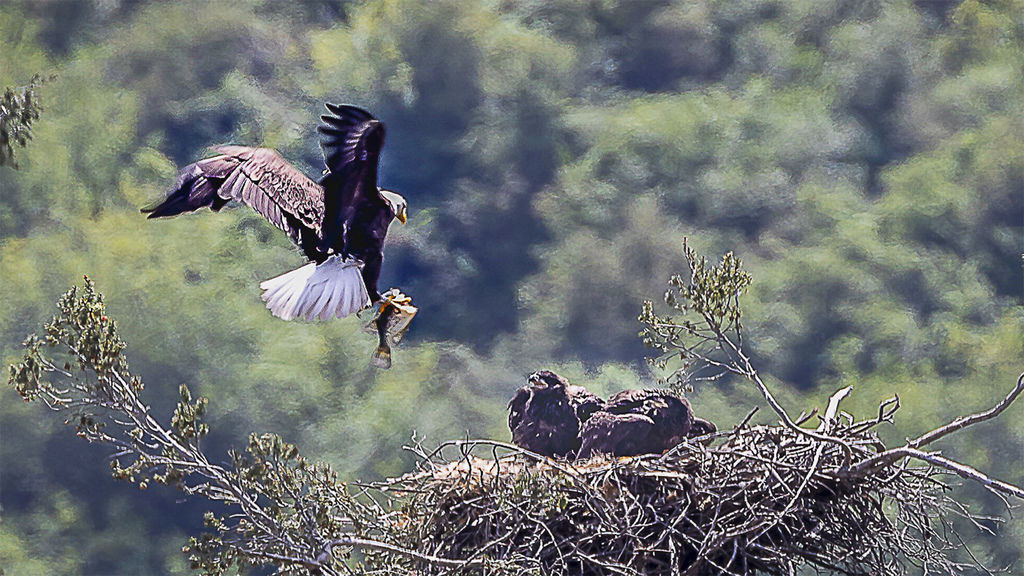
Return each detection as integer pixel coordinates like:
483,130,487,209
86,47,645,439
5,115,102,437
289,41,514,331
508,370,604,458
143,104,412,367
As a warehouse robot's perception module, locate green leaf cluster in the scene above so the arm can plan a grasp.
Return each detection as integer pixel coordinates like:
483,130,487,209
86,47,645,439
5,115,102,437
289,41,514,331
0,74,47,168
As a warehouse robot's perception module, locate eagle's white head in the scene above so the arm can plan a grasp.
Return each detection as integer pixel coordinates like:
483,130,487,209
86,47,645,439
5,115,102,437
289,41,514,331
380,189,407,224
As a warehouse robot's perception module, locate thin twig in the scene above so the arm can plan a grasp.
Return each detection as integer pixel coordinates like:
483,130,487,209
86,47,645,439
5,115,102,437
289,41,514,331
320,537,487,570
845,373,1024,481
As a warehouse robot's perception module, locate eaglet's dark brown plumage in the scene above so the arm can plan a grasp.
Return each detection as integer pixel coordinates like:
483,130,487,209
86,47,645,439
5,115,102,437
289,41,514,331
507,372,718,459
508,371,604,458
578,389,695,459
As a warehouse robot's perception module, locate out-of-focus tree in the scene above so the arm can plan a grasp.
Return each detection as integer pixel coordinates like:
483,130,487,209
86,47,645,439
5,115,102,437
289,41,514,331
519,196,688,362
254,0,354,28
503,0,727,92
0,75,46,169
101,1,286,164
10,0,145,56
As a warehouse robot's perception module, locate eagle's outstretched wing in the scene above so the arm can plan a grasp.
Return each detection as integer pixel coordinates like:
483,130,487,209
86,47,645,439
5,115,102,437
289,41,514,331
318,103,385,177
143,103,388,257
143,146,324,248
315,104,388,254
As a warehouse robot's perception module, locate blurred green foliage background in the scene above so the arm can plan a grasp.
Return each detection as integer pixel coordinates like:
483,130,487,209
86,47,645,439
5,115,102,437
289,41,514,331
0,0,1021,573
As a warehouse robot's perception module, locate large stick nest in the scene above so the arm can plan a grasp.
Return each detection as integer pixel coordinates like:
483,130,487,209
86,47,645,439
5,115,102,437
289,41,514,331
360,415,991,576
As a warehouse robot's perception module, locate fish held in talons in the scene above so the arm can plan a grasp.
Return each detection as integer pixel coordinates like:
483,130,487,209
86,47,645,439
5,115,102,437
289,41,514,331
366,289,417,369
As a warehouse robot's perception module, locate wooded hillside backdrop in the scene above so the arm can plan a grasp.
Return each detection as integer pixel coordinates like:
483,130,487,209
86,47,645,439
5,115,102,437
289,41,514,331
1,0,1021,573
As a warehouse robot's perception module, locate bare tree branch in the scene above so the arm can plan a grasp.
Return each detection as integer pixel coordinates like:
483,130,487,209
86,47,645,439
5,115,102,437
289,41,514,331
876,448,1024,500
843,372,1024,481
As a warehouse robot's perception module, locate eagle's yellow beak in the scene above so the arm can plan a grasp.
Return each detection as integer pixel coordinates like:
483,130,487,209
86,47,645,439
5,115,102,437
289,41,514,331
396,207,408,224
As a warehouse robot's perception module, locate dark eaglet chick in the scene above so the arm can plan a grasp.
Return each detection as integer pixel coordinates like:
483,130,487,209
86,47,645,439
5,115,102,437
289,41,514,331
578,389,694,458
142,104,415,368
508,370,604,458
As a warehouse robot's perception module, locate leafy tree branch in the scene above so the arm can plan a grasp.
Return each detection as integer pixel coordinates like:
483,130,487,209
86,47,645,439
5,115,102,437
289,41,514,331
640,241,1024,500
640,239,857,460
7,278,484,575
0,74,50,169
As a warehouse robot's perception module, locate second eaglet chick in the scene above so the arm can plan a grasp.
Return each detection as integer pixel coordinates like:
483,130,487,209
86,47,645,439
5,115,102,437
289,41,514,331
578,389,694,458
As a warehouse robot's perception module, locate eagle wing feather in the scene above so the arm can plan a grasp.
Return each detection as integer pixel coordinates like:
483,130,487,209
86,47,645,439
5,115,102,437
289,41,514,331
211,146,325,241
144,146,325,250
315,104,389,254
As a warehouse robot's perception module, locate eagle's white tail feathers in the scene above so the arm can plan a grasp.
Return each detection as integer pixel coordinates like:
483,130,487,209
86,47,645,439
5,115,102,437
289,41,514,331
259,255,370,321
